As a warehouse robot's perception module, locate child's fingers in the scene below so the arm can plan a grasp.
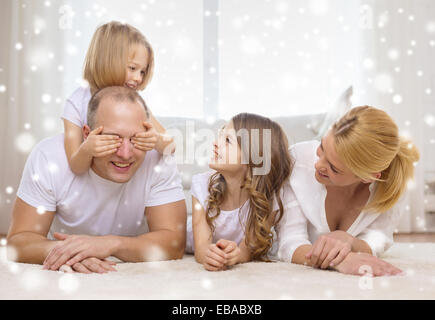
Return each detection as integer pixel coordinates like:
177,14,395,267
206,249,226,265
142,121,154,131
95,144,120,154
98,134,121,141
133,131,155,139
92,142,121,152
209,245,226,259
96,139,122,146
132,138,158,146
216,239,230,250
132,142,155,151
205,254,225,268
94,148,118,157
89,126,103,136
226,256,239,266
223,242,237,254
204,262,223,272
225,247,239,260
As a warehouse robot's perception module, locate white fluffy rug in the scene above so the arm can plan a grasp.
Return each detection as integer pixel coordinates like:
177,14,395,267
0,243,434,300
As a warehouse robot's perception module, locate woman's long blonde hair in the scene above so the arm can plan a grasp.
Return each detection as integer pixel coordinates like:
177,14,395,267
332,106,419,213
83,21,154,93
205,113,293,261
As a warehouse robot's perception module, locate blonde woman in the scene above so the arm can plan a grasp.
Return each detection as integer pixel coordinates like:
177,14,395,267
277,106,419,276
63,21,173,175
186,113,298,271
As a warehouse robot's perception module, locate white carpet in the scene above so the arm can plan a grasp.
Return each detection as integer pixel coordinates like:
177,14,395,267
0,243,434,300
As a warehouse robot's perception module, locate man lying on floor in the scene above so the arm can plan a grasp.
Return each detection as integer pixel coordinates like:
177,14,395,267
6,86,187,273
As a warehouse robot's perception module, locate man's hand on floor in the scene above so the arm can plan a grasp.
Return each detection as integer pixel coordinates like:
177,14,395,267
43,232,118,272
58,257,117,274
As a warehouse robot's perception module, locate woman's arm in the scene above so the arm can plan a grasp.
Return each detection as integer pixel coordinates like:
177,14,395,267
275,199,312,264
356,203,403,257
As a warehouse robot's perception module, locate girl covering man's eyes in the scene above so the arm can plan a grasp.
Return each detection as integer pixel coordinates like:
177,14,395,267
62,21,174,176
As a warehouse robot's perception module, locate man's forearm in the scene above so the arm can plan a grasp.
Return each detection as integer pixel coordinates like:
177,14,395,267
109,229,185,262
7,232,58,264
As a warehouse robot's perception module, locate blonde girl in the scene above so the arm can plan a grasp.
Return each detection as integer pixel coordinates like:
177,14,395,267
277,106,419,276
62,21,173,175
186,113,297,271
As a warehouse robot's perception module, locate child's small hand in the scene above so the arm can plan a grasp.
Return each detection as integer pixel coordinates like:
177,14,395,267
131,121,159,152
203,243,227,271
82,126,122,157
216,239,241,267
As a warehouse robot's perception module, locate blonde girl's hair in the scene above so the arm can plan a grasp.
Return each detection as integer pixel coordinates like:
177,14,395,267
205,113,293,261
83,21,154,93
332,106,420,213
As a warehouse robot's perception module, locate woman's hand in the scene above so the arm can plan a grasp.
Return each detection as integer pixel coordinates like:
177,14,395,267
216,239,241,267
306,231,354,269
332,252,402,277
82,126,121,157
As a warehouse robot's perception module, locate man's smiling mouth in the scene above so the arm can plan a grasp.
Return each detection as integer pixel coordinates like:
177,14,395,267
111,162,133,168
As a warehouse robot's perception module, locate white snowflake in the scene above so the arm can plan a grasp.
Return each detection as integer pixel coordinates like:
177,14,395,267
15,132,36,153
58,273,80,294
388,48,400,60
21,270,45,291
201,278,213,290
373,73,393,93
392,94,403,104
5,186,14,194
37,206,46,215
424,114,435,127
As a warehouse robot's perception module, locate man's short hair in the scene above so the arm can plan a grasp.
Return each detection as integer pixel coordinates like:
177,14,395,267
87,86,150,129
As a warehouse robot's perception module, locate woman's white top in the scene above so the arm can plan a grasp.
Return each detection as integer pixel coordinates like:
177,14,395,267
61,86,92,127
276,140,405,262
186,170,301,254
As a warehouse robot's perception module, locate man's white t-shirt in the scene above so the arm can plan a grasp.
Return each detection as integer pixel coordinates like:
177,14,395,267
277,140,405,261
17,134,185,239
61,86,92,127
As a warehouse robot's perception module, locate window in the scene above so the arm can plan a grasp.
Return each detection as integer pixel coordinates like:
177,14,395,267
218,0,363,119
